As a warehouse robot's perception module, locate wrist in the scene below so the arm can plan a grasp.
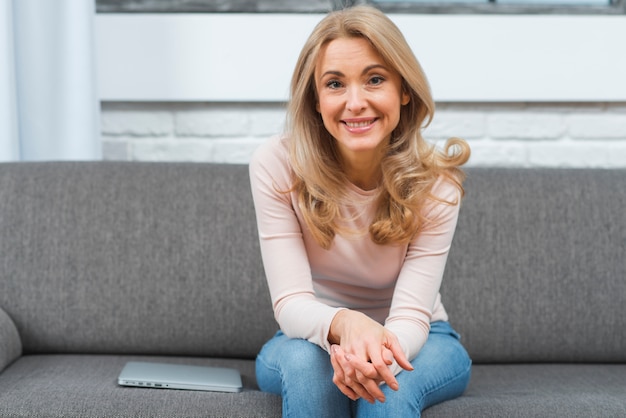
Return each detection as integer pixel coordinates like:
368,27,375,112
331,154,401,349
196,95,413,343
328,309,350,345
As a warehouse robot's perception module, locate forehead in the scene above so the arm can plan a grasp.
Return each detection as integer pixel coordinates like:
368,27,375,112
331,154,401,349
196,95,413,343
316,37,385,73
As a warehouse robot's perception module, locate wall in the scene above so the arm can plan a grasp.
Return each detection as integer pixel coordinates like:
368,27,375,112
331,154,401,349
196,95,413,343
97,13,626,168
101,101,626,168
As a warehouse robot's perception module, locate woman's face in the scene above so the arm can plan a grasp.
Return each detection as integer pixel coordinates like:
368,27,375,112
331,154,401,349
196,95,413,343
314,37,409,164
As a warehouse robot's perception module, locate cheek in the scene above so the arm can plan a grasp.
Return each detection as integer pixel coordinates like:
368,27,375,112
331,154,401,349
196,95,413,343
385,98,404,128
317,97,340,122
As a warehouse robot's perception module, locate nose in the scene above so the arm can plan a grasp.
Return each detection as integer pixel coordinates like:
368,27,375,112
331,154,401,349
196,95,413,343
346,87,366,113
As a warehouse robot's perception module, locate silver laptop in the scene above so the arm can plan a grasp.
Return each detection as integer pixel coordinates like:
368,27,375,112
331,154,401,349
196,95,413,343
118,361,243,393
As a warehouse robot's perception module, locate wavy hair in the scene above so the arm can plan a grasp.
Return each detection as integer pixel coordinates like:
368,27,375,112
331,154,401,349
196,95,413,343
286,5,470,249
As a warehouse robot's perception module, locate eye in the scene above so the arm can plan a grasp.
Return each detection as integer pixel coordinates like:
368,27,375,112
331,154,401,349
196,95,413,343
326,80,342,89
369,76,385,86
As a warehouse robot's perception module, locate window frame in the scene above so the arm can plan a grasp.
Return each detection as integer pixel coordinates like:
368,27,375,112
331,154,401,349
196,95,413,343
369,0,625,15
96,0,626,14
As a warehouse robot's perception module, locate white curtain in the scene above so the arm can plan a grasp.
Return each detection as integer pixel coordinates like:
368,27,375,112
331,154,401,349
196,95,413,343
0,0,100,162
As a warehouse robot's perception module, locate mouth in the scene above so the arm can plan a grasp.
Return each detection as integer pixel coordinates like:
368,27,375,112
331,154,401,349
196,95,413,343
342,118,378,132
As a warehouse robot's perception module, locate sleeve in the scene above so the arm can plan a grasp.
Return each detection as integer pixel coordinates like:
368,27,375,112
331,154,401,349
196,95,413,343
384,178,462,374
249,137,345,352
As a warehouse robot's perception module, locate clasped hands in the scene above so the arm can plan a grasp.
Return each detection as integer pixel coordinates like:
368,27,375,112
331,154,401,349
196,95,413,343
328,310,414,404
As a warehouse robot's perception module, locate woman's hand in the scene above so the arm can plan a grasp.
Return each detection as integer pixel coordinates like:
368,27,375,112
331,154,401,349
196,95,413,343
328,310,413,403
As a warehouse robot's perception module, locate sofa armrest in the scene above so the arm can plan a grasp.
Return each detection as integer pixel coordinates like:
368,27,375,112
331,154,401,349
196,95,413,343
0,307,22,372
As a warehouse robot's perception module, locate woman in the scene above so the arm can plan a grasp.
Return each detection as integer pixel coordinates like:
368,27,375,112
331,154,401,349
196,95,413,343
249,5,471,417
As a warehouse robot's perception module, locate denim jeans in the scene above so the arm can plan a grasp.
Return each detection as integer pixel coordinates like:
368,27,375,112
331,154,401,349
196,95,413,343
256,321,472,418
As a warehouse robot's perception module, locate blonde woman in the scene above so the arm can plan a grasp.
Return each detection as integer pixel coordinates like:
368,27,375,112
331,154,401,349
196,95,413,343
250,5,471,417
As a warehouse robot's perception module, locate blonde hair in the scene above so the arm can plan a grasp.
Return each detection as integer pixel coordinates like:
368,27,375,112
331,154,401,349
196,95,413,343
286,5,470,249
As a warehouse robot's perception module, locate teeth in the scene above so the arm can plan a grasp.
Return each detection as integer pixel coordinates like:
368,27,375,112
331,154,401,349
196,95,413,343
345,120,373,128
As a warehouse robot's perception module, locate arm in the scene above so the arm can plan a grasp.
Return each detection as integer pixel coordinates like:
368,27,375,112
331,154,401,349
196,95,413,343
384,178,462,372
0,307,22,373
329,179,462,401
249,137,344,351
250,146,387,402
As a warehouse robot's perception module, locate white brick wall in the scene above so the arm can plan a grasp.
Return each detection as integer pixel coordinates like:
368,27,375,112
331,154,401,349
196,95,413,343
101,102,626,168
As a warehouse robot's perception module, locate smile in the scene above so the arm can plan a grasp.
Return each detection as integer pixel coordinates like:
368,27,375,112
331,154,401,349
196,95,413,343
342,118,377,130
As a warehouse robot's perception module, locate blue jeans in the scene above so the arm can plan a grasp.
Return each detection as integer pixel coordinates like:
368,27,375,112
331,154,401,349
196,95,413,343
256,321,471,418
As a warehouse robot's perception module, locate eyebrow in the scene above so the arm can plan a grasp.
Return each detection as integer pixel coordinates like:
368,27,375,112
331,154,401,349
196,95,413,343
319,64,389,80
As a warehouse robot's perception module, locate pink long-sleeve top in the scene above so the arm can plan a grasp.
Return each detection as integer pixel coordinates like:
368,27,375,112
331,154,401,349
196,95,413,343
249,135,461,371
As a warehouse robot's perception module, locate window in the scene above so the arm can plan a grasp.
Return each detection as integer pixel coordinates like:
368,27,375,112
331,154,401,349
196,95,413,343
375,0,609,3
371,0,624,13
96,0,336,13
96,0,625,14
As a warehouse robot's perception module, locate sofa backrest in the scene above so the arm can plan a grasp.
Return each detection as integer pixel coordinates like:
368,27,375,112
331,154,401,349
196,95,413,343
0,162,277,359
442,168,626,363
1,163,625,363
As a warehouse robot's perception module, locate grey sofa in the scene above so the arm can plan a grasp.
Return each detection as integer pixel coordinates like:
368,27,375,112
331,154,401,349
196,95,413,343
0,162,624,418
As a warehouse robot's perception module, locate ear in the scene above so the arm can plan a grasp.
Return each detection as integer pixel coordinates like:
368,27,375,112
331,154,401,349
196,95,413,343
401,91,410,106
316,102,320,113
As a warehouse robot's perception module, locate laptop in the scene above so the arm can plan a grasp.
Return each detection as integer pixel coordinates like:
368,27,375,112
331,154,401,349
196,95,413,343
118,361,243,393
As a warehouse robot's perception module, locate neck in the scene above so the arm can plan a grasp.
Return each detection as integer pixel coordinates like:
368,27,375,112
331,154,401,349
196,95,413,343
342,153,383,191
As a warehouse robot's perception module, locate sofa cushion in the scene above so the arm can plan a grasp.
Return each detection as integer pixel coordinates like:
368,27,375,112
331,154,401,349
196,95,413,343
441,168,626,363
424,364,626,418
0,162,277,358
2,356,624,418
0,355,281,418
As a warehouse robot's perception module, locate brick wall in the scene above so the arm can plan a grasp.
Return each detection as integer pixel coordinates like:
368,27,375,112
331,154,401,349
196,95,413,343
101,101,626,168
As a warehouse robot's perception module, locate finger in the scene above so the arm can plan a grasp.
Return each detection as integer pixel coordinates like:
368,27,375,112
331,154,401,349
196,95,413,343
358,340,398,387
345,354,386,403
382,346,394,365
353,348,399,392
330,345,345,379
333,373,361,401
375,346,399,389
331,346,360,401
332,345,375,402
385,340,414,371
332,345,355,379
330,347,345,386
354,368,386,403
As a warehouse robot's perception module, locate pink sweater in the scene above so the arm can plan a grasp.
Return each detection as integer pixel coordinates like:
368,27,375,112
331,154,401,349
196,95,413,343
249,135,461,370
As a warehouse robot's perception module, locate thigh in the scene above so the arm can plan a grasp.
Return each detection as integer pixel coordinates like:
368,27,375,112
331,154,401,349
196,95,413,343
410,321,472,411
356,321,472,417
256,331,351,418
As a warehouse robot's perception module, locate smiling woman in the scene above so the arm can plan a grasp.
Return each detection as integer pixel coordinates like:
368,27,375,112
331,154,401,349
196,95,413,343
249,5,471,418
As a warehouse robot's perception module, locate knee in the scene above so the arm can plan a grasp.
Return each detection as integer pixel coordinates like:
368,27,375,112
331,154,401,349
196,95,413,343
278,338,328,368
256,336,335,396
269,339,347,414
355,384,421,417
282,340,333,383
262,337,332,383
